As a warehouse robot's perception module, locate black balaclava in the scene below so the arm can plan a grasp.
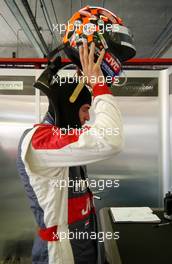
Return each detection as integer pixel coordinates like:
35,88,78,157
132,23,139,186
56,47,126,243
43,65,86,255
48,78,92,129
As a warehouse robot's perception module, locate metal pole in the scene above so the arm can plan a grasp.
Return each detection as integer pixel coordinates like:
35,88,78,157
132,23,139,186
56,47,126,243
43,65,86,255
35,69,43,123
21,0,49,54
159,69,170,205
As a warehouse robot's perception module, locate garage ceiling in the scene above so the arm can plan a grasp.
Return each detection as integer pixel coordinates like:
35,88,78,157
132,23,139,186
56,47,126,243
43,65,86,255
0,0,172,58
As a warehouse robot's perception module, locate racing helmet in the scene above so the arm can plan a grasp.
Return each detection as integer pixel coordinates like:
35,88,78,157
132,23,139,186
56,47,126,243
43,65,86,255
63,5,136,80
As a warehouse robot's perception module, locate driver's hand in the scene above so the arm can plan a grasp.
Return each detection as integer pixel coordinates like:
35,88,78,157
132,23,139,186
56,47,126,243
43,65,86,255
79,40,105,88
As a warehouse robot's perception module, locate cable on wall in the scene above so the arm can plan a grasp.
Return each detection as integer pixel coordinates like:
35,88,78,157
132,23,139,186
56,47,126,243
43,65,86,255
34,0,38,19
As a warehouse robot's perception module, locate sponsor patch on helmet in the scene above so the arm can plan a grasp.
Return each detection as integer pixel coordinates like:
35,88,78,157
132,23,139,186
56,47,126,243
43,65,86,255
74,20,82,29
104,52,121,73
101,61,115,77
83,23,96,35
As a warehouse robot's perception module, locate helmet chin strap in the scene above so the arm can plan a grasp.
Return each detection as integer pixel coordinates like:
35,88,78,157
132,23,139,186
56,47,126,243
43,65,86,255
47,43,66,61
69,77,86,103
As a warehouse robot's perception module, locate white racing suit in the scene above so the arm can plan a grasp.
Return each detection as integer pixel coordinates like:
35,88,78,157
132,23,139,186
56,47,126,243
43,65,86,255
16,83,123,264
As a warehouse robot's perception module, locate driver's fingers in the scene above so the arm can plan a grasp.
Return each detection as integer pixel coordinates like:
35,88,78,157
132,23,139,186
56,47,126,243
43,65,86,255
96,49,105,66
83,39,89,65
79,45,84,70
88,42,95,65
